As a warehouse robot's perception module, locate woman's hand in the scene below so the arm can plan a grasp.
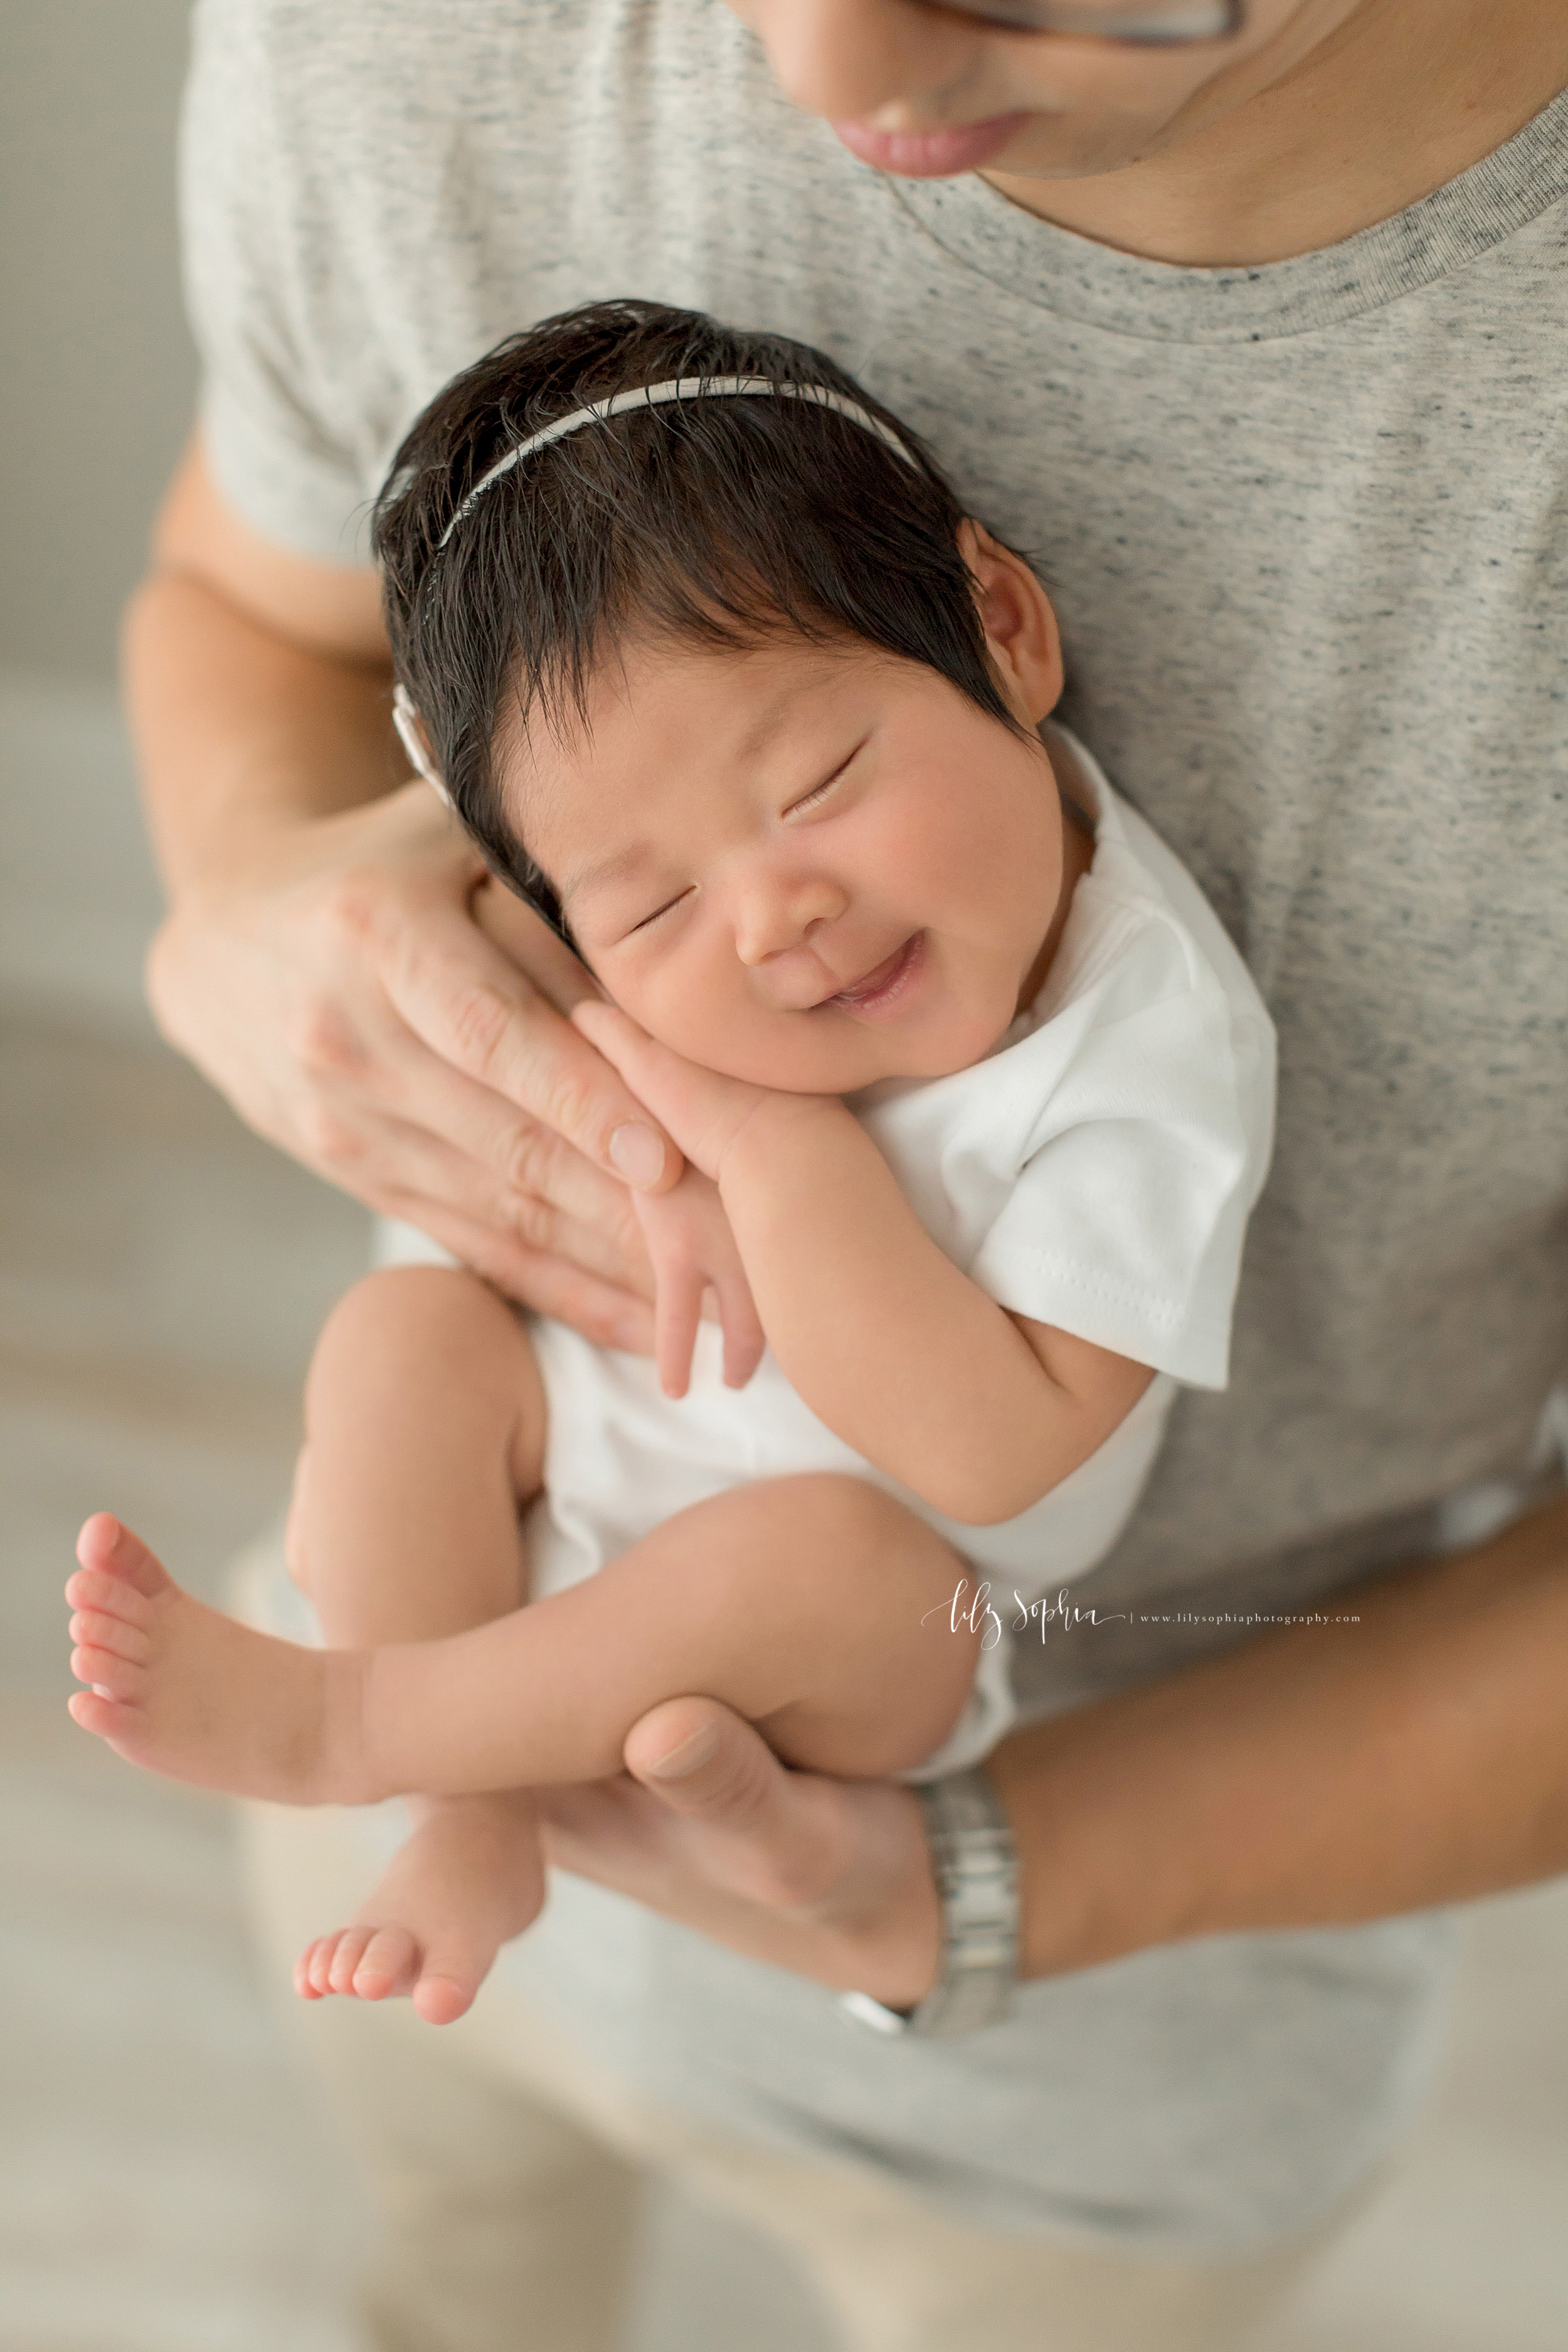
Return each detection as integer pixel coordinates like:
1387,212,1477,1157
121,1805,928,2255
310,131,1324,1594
539,1697,943,2011
148,785,682,1347
131,440,694,1353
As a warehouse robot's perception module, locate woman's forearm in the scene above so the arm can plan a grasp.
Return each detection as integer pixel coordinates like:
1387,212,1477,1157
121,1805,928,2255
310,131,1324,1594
990,1493,1568,1980
124,552,399,904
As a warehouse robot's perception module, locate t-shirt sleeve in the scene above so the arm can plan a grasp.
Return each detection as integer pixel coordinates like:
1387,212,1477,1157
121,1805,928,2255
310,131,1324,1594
181,0,378,563
969,909,1274,1389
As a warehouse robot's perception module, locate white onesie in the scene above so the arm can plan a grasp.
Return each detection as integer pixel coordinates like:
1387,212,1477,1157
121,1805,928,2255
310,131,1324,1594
482,728,1277,1780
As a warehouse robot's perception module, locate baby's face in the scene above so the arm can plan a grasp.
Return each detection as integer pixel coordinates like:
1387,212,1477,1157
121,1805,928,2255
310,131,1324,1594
506,633,1069,1095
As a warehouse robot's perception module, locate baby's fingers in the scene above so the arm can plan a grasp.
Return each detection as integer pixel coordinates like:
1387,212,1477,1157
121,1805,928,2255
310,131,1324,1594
654,1264,706,1399
570,997,652,1088
571,999,762,1178
716,1264,766,1390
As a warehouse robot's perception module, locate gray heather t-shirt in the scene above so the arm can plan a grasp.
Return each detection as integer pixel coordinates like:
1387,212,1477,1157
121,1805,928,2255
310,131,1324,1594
184,0,1568,2252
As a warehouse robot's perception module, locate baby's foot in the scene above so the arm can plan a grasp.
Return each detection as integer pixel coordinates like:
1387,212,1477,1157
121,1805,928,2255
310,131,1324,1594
296,1792,545,2026
65,1513,365,1803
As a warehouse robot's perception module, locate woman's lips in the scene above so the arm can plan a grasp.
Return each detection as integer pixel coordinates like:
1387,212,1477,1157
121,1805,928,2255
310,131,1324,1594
831,112,1030,178
828,933,925,1018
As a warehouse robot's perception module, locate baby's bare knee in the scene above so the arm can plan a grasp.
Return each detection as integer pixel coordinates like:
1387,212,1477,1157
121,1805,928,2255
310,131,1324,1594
309,1265,506,1383
775,1474,958,1590
304,1266,533,1439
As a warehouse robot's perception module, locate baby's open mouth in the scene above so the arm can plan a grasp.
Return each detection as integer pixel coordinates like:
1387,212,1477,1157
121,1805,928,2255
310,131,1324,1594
827,933,925,1015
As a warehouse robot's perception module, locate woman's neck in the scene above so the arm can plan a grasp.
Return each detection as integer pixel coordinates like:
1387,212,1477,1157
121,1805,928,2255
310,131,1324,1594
985,0,1568,267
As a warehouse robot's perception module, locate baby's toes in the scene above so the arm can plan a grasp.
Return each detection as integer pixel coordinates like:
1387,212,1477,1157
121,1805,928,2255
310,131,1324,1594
294,1928,359,2000
67,1606,151,1665
64,1565,152,1628
312,1925,376,1996
413,1966,480,2028
66,1687,134,1740
294,1938,332,2001
411,1920,507,2027
350,1926,422,2001
296,1932,364,2001
74,1513,174,1599
68,1636,143,1699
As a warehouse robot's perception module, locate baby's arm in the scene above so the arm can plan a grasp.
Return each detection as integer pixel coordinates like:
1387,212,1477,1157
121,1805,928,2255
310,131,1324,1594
726,1102,1152,1522
575,1002,1151,1527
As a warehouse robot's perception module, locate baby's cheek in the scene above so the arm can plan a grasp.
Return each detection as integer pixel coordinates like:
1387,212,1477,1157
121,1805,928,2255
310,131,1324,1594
613,959,738,1070
588,945,674,1032
675,1002,775,1080
612,951,862,1094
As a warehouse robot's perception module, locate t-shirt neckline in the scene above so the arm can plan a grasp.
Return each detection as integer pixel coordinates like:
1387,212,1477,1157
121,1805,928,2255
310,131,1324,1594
881,78,1568,344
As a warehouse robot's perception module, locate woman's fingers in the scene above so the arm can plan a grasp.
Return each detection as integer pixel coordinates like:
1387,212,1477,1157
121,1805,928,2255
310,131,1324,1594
147,785,679,1343
369,1187,657,1352
538,1699,942,2010
380,896,679,1194
360,1063,657,1293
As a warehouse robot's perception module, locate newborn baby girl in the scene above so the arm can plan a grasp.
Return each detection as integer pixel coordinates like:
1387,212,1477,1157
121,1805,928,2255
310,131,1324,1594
66,301,1273,2024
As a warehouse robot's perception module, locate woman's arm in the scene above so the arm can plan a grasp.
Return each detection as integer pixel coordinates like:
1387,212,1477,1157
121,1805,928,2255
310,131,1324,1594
541,1491,1568,2004
127,435,681,1340
573,1002,1148,1522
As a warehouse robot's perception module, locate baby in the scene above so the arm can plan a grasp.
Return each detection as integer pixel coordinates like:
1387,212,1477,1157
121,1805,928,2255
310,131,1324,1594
66,302,1274,2025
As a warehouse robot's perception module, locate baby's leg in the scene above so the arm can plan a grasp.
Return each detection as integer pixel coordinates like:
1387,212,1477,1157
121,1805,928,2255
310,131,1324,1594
68,1266,549,2024
411,1471,986,1786
292,1264,545,1646
69,1474,983,1802
289,1267,549,2023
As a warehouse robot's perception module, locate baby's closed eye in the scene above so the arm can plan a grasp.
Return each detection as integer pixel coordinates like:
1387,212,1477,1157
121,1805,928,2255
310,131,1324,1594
628,885,696,935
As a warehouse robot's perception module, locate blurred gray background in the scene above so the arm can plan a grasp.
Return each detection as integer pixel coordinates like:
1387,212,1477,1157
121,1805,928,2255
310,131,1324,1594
1,6,1564,2349
0,0,191,1020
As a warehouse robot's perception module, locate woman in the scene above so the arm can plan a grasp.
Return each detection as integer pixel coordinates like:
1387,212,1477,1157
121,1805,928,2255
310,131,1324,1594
129,4,1568,2344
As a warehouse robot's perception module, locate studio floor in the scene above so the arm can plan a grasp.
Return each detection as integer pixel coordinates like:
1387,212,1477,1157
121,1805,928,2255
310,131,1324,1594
3,997,1565,2352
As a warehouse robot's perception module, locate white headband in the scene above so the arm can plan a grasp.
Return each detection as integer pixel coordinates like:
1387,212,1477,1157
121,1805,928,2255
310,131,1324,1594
392,683,453,808
435,374,919,549
398,373,923,812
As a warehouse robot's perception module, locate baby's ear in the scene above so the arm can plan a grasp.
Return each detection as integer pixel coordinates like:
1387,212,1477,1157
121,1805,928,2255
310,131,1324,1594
958,519,1063,726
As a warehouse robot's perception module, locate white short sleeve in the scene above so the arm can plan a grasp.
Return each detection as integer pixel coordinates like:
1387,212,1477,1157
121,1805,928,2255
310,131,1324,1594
856,748,1276,1392
972,895,1267,1387
183,0,386,561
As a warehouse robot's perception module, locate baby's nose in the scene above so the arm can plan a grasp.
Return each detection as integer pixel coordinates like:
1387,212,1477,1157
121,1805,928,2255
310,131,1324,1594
734,872,847,967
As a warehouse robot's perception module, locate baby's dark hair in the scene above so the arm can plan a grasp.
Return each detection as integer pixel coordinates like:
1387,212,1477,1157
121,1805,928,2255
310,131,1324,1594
373,299,1031,934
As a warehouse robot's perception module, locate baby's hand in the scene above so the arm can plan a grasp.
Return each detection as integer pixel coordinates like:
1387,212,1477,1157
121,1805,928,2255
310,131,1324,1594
571,999,771,1396
571,1000,769,1182
633,1168,765,1397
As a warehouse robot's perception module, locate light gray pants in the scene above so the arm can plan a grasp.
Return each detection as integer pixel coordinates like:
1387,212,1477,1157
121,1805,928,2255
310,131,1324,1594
242,1794,1353,2352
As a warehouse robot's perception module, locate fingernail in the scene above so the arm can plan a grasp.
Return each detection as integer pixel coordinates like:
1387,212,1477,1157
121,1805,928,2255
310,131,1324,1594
609,1122,666,1187
642,1723,719,1779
